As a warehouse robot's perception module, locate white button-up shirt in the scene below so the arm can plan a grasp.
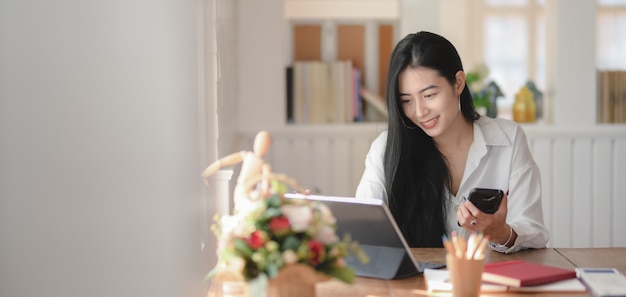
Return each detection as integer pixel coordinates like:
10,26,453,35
355,116,549,253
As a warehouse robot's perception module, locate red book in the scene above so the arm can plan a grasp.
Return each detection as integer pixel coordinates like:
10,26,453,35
482,260,577,287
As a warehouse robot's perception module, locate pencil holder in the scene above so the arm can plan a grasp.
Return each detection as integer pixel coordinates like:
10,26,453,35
446,254,485,297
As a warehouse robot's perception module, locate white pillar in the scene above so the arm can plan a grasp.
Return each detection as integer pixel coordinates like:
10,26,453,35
239,0,285,131
549,0,597,126
213,169,235,215
399,0,440,38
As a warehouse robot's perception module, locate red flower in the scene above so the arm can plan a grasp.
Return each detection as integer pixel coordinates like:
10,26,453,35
308,240,325,266
247,230,265,249
269,216,291,236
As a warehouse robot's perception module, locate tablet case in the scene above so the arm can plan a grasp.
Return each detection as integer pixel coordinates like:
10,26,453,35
285,194,421,280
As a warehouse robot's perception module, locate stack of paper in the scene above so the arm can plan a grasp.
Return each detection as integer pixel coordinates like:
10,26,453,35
424,268,586,293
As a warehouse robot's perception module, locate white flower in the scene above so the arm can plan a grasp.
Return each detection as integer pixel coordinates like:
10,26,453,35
220,215,241,237
470,81,484,94
227,256,246,275
282,249,298,265
315,225,339,244
468,62,491,94
316,203,337,225
281,204,312,232
237,198,265,218
474,62,490,79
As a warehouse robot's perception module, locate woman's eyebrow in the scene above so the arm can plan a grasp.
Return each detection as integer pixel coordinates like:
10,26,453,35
398,85,437,96
419,85,437,94
399,84,438,96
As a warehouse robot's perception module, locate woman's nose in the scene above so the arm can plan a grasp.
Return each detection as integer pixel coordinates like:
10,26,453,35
414,99,429,118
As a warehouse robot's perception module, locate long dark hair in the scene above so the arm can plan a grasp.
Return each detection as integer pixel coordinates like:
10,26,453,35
384,31,479,247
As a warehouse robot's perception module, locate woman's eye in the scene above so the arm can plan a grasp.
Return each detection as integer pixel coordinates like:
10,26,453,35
424,93,436,99
401,98,413,104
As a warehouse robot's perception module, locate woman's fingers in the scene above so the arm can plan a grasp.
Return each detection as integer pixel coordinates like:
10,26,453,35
457,203,477,228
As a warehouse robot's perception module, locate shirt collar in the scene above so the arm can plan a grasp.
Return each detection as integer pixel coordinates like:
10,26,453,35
457,117,513,197
474,116,512,147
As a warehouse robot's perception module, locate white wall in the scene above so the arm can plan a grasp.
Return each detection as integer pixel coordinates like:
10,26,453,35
238,0,285,132
215,0,240,157
549,0,597,126
0,1,210,297
399,0,439,37
241,125,626,248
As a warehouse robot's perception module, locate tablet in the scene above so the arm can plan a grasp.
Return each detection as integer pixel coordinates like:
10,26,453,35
284,193,422,280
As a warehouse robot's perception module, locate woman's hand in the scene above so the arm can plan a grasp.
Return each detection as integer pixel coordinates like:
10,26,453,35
457,190,514,245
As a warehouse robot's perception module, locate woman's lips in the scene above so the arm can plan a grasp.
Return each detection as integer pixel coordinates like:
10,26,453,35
420,116,439,129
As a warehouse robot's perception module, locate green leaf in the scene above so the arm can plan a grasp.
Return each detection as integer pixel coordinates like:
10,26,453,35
264,207,282,218
204,265,219,281
281,235,301,251
265,194,282,208
266,263,280,278
321,266,356,284
271,180,288,194
232,238,254,257
466,72,480,84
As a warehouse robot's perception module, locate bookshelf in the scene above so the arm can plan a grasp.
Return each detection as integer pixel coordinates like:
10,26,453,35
287,60,362,124
235,0,399,133
285,3,398,125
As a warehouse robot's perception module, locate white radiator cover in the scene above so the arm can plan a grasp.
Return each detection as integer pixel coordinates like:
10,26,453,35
239,124,626,248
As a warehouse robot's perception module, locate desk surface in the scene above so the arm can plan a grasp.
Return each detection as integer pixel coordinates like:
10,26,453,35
556,247,626,274
316,247,626,297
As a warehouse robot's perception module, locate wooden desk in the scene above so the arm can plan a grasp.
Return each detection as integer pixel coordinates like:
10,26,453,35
556,247,626,275
317,248,626,297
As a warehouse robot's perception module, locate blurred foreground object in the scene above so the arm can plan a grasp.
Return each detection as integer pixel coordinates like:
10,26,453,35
203,131,366,297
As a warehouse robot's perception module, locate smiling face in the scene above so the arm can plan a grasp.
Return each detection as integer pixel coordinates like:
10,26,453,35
398,66,466,139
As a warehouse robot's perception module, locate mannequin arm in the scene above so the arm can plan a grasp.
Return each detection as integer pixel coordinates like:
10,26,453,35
201,151,247,180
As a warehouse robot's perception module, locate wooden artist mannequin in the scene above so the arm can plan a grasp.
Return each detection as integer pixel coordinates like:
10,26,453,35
202,130,272,210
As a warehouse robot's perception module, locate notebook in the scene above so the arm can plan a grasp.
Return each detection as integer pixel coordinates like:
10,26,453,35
482,260,577,287
284,193,422,280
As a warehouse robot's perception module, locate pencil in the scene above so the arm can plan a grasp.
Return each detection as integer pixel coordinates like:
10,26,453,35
451,231,459,258
469,233,484,260
474,235,489,260
442,235,455,256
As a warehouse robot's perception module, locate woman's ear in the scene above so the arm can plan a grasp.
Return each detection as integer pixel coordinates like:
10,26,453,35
455,70,466,95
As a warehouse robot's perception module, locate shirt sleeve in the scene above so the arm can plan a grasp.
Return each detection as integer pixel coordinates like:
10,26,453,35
355,132,388,203
492,126,550,253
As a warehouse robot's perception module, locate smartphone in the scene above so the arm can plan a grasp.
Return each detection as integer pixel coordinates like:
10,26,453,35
468,188,504,214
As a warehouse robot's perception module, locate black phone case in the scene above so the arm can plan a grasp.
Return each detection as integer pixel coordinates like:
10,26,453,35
468,188,504,214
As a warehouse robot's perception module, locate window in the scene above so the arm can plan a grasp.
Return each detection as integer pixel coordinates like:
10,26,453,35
475,0,626,123
597,0,626,69
474,0,546,120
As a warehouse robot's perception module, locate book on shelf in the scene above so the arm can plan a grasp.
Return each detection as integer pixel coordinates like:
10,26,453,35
424,268,586,293
286,66,294,123
597,70,626,124
482,260,577,287
352,67,362,122
361,88,387,118
286,60,362,124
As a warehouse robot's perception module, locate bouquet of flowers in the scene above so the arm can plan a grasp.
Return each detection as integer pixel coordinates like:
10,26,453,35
203,131,367,288
210,179,365,284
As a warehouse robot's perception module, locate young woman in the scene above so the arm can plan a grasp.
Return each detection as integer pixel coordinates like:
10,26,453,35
355,31,549,253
